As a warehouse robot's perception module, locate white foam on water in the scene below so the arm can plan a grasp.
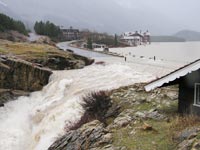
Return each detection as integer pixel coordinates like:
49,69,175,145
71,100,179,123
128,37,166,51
0,63,154,150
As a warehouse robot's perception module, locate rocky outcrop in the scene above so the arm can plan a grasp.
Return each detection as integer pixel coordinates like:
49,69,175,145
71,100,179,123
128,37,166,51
72,54,94,67
48,91,121,150
0,43,94,104
0,39,94,71
0,56,52,91
176,127,200,150
0,56,52,104
28,54,94,70
48,120,112,150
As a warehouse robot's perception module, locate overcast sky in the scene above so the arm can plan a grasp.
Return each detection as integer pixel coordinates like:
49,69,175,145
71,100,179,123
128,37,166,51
0,0,200,35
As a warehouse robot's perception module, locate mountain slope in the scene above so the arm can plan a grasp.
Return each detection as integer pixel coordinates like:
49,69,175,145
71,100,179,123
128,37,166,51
0,3,19,19
174,30,200,41
151,36,185,42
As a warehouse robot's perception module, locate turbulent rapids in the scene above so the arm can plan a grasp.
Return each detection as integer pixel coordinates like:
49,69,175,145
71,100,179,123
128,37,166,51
0,63,153,150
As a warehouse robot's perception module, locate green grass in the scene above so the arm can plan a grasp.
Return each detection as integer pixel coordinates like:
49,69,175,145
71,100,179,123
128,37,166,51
110,85,181,150
0,48,7,54
159,101,178,115
134,102,155,111
112,119,176,150
196,133,200,139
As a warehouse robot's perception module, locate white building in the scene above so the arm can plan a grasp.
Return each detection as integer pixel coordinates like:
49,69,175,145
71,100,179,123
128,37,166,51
121,30,151,46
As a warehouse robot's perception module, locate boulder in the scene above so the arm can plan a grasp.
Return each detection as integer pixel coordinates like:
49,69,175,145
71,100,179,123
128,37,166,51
176,127,200,142
177,139,194,150
146,110,165,120
112,109,135,128
135,110,165,120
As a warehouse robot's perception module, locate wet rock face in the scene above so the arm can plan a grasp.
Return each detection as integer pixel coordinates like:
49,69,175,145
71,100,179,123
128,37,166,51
0,89,29,105
48,120,112,150
0,57,52,92
30,54,94,70
0,52,93,104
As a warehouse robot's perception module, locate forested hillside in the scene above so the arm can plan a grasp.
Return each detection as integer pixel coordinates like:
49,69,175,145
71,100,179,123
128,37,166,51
0,13,28,35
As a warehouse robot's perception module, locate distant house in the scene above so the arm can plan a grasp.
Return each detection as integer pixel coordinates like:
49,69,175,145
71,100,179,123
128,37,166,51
121,30,151,46
145,59,200,115
81,42,106,49
92,43,106,49
61,26,80,41
143,30,151,44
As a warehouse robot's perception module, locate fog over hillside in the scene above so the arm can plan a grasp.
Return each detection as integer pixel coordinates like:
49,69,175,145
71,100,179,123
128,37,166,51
0,0,200,35
174,30,200,41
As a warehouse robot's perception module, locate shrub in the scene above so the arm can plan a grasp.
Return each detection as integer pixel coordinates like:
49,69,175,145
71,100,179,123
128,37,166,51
68,91,111,130
82,91,111,121
171,115,200,132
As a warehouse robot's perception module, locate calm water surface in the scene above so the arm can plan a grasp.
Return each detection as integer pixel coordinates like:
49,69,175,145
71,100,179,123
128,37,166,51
110,42,200,62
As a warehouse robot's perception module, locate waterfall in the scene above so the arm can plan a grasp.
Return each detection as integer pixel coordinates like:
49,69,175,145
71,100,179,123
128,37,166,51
0,63,153,150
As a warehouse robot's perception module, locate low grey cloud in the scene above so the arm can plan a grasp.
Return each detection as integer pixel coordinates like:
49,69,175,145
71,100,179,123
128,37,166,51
0,0,200,35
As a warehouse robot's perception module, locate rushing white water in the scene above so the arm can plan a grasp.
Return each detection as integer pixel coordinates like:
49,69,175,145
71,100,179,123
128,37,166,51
0,63,154,150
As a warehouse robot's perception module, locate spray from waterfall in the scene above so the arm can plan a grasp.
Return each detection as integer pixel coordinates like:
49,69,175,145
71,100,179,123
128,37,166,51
0,63,154,150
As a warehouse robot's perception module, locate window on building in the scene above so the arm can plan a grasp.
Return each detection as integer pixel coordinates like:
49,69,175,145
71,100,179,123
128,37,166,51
194,83,200,106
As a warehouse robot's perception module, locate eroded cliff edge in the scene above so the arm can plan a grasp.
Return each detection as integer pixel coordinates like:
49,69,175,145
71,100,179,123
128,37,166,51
0,40,94,105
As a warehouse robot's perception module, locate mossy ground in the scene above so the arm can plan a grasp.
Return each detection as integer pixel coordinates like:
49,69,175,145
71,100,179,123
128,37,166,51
109,84,185,150
112,119,176,150
111,104,179,150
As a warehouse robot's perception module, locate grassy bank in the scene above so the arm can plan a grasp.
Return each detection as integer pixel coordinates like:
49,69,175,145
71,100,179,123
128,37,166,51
0,40,72,60
108,84,200,150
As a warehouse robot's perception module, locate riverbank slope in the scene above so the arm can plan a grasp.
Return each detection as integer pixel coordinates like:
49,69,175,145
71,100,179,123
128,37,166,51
0,39,94,104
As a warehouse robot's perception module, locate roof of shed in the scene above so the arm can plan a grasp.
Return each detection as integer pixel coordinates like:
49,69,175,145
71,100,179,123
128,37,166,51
145,59,200,91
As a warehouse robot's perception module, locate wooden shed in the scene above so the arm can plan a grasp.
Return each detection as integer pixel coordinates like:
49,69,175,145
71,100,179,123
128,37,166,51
145,59,200,115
